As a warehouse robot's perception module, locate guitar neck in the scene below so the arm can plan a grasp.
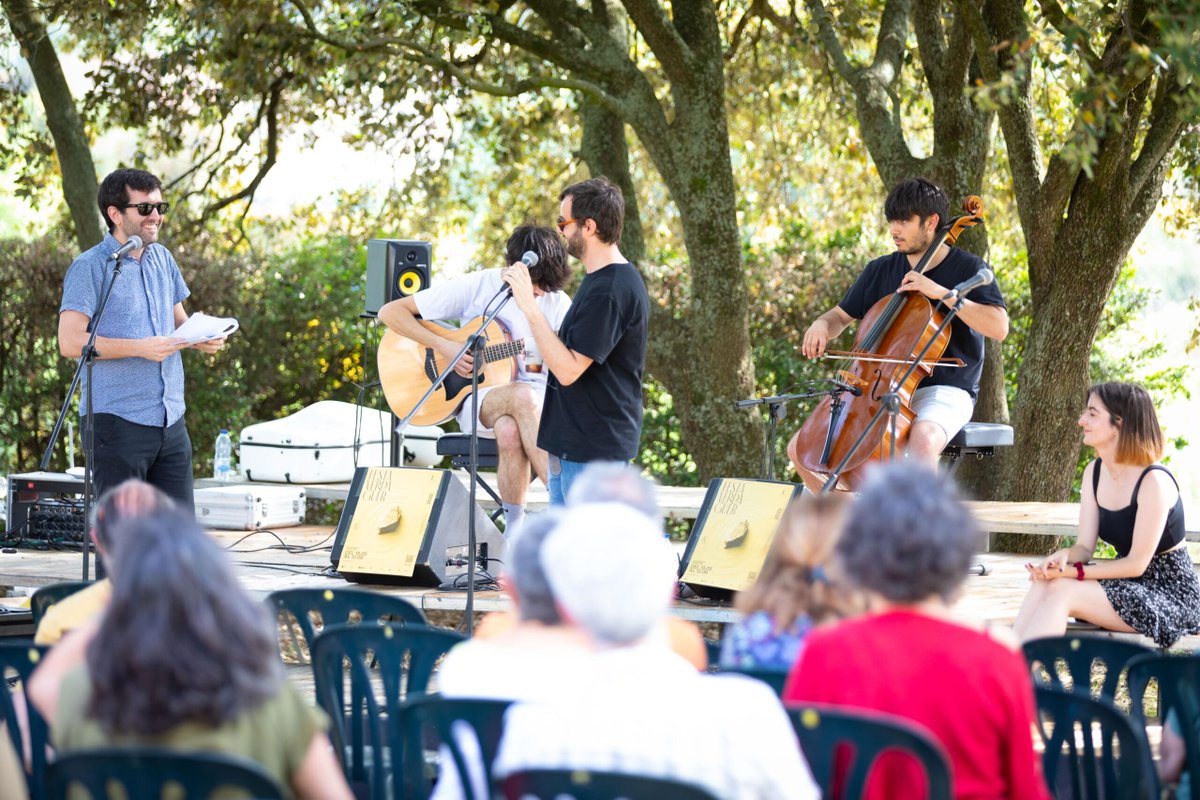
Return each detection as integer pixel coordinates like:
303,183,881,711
484,339,525,364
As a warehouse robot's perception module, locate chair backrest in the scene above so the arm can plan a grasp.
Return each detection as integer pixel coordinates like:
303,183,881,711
501,768,720,799
266,587,426,662
1127,654,1200,799
720,667,788,696
702,638,721,672
45,745,285,799
1034,686,1157,800
1023,634,1152,701
310,622,466,800
30,581,94,628
0,642,49,800
786,704,953,800
399,695,512,800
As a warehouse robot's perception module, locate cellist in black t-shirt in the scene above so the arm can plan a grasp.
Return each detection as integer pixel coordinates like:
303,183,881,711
796,178,1009,477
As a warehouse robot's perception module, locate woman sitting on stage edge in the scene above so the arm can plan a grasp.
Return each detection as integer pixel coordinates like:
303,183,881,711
719,492,862,671
29,509,352,800
1013,381,1200,647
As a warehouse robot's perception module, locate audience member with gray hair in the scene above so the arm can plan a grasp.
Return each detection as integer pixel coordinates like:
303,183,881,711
493,502,818,799
564,463,709,668
565,460,660,520
438,509,590,700
542,503,676,645
785,465,1050,800
431,510,594,800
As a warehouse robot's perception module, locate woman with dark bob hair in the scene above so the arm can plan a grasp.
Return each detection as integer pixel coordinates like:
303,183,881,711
784,465,1050,800
29,509,352,799
1013,381,1199,646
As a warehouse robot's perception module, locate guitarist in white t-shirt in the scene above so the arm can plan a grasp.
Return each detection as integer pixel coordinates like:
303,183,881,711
379,225,572,532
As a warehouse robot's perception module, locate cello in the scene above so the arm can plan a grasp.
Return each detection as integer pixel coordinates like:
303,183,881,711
787,196,986,493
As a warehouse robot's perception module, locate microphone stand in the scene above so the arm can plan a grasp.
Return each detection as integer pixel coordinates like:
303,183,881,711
735,388,836,481
819,292,969,494
40,254,128,581
395,283,513,637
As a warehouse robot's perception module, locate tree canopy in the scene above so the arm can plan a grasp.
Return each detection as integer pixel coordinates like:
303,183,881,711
1,0,1196,499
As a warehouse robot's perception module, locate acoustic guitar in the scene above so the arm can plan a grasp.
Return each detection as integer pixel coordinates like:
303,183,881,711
377,317,525,426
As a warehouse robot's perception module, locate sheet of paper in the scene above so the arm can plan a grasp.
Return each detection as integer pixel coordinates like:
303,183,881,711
174,312,239,344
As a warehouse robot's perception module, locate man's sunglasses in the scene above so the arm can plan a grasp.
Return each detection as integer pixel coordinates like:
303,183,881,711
122,202,171,216
556,217,584,232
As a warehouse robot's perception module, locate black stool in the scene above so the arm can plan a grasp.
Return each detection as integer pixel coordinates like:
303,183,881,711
436,433,504,521
942,422,1014,476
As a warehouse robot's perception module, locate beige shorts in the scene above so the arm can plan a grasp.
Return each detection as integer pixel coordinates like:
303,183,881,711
912,384,974,442
454,382,546,438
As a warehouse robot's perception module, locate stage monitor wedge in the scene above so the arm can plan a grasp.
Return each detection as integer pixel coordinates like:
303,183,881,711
365,239,432,316
678,477,804,602
330,466,505,587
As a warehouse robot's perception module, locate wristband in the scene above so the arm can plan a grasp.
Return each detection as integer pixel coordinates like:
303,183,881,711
1074,561,1085,581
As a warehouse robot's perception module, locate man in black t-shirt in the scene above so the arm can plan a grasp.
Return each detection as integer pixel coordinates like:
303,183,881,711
793,178,1008,482
504,177,650,505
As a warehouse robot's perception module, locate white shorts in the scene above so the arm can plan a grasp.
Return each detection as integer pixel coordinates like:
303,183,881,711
454,382,546,438
911,384,974,442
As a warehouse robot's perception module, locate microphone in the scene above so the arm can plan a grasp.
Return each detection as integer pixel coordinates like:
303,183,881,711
109,235,144,261
942,268,994,301
830,379,859,398
501,251,540,298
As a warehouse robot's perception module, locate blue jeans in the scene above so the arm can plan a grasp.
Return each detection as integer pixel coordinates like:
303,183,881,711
547,455,591,505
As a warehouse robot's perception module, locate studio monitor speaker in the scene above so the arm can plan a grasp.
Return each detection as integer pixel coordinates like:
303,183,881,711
365,239,432,315
330,466,505,587
677,478,804,601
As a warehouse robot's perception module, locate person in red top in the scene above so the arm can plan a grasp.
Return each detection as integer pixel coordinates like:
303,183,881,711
784,465,1050,800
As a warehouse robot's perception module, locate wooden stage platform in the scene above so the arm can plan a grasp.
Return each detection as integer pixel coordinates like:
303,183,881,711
197,471,1200,542
3,518,1198,650
2,471,1195,646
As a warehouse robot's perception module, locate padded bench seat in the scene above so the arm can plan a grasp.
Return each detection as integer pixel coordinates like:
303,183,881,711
942,422,1014,476
947,422,1014,449
435,433,499,464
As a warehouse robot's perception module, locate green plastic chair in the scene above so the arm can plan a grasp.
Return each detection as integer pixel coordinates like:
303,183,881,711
1035,686,1156,800
1023,634,1152,700
1127,653,1200,797
30,580,94,629
721,666,789,696
45,745,285,799
501,768,720,799
266,587,426,664
310,622,466,800
0,642,49,800
786,704,953,800
398,695,513,800
702,638,721,671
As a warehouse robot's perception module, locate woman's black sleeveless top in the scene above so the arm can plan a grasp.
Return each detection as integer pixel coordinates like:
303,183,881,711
1093,459,1186,558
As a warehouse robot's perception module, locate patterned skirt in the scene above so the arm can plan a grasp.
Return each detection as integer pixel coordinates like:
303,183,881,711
1100,547,1200,648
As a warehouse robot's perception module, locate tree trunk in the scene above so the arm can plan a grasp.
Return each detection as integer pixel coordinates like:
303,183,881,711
2,0,102,249
657,106,761,480
996,206,1130,500
579,98,646,266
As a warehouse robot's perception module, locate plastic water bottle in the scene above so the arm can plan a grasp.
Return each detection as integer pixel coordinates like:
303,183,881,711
214,429,233,481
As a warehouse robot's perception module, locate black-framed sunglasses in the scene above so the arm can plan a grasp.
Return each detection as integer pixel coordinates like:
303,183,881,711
122,202,170,216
